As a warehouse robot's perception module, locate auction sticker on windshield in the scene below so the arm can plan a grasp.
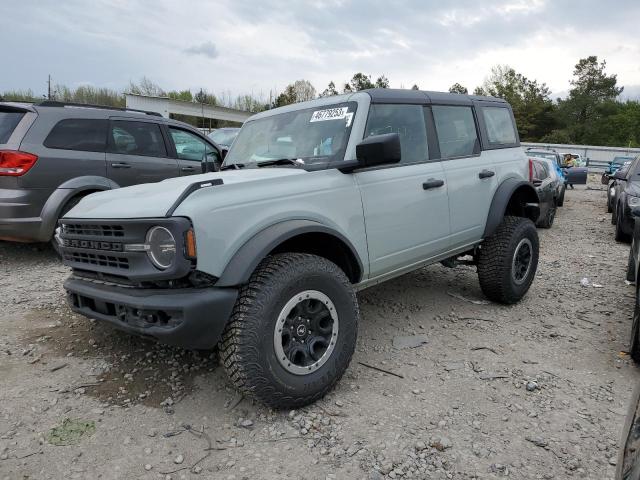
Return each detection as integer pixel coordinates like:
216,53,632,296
310,107,349,122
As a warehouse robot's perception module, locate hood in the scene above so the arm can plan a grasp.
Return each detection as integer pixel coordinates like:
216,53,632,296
65,168,306,219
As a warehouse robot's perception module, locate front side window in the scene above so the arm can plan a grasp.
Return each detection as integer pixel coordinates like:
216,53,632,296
108,121,167,157
44,119,108,152
432,106,479,159
170,128,219,162
482,107,517,145
224,102,357,169
365,104,428,164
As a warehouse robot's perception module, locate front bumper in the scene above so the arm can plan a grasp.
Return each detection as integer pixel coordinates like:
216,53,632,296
64,277,238,349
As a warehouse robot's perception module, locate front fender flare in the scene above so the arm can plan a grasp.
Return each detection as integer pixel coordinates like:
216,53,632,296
483,178,539,238
215,219,364,287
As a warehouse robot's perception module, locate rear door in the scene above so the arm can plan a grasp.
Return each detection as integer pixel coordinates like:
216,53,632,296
167,126,221,176
106,119,179,187
433,104,497,248
533,160,553,214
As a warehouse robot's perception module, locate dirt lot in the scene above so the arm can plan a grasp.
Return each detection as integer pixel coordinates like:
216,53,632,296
1,179,639,480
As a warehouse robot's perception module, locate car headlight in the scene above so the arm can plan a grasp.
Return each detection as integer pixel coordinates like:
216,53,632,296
146,226,176,269
628,196,640,207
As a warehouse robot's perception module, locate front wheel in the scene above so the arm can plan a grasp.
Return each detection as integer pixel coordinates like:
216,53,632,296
219,253,358,409
477,216,539,304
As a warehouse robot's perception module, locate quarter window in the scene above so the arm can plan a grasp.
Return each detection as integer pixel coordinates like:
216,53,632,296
432,106,479,158
108,121,167,157
44,119,108,152
365,104,428,164
482,107,517,145
169,128,219,163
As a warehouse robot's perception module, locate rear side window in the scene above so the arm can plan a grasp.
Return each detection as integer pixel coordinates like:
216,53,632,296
44,119,108,152
365,104,428,164
432,106,479,158
482,107,517,145
108,121,167,157
533,161,548,180
0,110,25,144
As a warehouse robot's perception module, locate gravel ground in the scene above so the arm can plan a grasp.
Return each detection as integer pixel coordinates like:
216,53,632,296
1,178,639,480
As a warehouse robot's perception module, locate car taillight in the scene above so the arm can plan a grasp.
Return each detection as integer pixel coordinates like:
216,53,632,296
528,158,533,182
0,150,38,176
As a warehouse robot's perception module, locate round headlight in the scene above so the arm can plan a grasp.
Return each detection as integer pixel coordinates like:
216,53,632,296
146,226,176,269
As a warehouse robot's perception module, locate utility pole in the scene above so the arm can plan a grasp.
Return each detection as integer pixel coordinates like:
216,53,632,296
47,74,51,100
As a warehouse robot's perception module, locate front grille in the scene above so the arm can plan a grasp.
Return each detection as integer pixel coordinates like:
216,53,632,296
64,223,124,237
64,251,129,269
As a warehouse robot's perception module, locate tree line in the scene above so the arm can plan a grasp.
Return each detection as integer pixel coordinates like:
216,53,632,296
1,55,638,147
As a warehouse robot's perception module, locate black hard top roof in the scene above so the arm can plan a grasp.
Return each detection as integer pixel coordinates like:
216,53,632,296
363,88,509,106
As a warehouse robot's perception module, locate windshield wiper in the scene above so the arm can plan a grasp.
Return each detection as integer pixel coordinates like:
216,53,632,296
255,158,305,168
220,163,247,171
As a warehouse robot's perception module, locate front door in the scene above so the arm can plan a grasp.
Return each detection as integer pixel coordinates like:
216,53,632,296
106,119,180,187
432,105,498,248
167,126,221,176
355,103,450,278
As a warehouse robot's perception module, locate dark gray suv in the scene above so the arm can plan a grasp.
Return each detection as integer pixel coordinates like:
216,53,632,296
0,101,222,244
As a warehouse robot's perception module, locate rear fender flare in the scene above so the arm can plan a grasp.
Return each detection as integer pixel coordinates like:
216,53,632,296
483,178,539,238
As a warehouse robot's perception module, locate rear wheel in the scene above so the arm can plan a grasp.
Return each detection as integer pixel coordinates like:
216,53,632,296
537,202,556,229
627,246,636,283
477,216,539,304
557,188,565,207
219,253,358,408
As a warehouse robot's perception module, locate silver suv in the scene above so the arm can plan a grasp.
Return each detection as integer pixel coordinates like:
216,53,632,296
58,89,540,408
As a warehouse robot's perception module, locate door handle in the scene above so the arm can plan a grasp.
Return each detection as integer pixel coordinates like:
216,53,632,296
111,162,131,169
479,169,495,179
422,178,445,190
181,166,196,172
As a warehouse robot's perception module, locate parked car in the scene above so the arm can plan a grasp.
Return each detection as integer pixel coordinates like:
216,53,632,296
611,156,640,242
0,101,223,245
525,147,587,187
601,155,636,184
531,158,561,227
526,152,566,207
607,159,635,212
616,382,640,480
208,127,240,148
58,88,540,408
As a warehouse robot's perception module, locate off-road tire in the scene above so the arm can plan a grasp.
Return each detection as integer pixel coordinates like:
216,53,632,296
477,216,539,304
630,284,640,362
615,206,631,243
219,253,358,409
537,202,556,229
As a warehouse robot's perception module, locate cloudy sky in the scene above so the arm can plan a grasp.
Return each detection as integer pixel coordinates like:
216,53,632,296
2,0,639,101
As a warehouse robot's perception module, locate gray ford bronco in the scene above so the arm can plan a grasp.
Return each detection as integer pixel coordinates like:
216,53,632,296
58,89,540,408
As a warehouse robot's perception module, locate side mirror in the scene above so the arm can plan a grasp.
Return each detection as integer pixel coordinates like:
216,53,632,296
632,205,640,218
532,178,542,187
201,153,218,173
355,133,401,168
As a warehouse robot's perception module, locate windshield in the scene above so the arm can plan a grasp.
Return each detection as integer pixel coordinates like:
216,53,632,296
208,128,239,147
223,102,357,169
614,156,635,164
527,151,556,162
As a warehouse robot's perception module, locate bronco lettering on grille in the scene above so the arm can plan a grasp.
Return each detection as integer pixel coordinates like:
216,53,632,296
63,239,124,252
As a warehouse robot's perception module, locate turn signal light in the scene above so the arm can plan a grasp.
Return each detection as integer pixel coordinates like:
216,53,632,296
0,150,38,176
185,228,197,259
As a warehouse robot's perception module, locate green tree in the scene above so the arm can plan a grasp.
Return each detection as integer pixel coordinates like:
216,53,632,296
343,73,375,92
274,80,316,107
194,88,217,105
167,90,194,102
319,81,339,97
128,77,166,97
411,84,420,90
374,75,390,89
554,56,624,143
448,83,468,94
476,65,555,141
